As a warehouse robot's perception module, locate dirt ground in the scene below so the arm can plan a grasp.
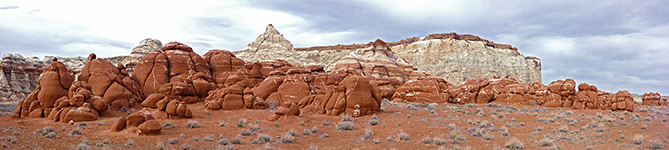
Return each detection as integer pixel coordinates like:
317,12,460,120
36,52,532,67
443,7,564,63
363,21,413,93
0,101,667,150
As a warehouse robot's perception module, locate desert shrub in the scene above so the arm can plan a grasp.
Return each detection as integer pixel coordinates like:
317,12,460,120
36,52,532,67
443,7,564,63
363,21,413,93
341,114,353,122
217,139,228,145
165,138,178,145
249,125,260,133
185,121,200,128
45,132,57,138
320,133,329,138
421,136,432,144
501,127,509,136
302,129,311,135
163,122,176,128
181,143,191,150
257,134,272,143
398,132,410,141
76,143,90,150
286,130,297,136
433,137,447,145
537,138,553,147
504,137,525,150
230,136,241,144
448,123,456,130
483,134,494,141
472,128,485,137
280,133,294,143
368,119,379,126
68,128,83,136
204,135,216,142
321,122,330,126
633,134,644,145
641,125,647,130
311,126,319,133
651,139,663,150
336,122,355,131
240,129,253,136
535,126,543,131
360,129,373,140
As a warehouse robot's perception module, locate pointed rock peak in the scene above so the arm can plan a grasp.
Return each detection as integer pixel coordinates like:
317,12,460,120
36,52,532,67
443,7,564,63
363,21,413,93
367,38,390,51
264,24,280,35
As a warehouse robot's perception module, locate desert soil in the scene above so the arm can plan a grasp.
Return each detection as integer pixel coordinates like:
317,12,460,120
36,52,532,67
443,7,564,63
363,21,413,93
0,101,667,150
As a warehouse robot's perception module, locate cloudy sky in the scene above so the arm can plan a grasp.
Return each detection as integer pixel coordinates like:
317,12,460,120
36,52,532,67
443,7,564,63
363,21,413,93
1,0,667,95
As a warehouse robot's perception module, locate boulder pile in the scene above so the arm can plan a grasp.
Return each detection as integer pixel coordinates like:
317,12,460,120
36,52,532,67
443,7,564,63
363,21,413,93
642,92,662,106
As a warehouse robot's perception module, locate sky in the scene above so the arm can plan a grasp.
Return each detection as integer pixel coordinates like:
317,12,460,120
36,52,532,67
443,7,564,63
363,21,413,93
0,0,667,95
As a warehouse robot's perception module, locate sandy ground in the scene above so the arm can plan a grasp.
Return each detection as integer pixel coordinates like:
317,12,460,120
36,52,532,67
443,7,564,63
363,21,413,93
0,101,667,150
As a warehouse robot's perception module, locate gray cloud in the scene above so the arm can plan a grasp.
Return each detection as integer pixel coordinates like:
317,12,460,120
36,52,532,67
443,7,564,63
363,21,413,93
0,6,19,10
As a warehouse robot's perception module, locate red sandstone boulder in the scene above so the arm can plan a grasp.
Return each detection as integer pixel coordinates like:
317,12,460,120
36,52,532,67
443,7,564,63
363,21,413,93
110,109,162,135
132,42,212,103
391,78,450,103
14,58,73,118
642,92,661,106
78,54,143,111
611,90,635,112
203,50,245,87
305,70,382,117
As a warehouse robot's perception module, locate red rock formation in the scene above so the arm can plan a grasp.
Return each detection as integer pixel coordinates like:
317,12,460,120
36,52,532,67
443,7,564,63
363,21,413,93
391,78,451,103
13,58,73,118
611,90,635,112
304,69,382,117
78,53,143,111
110,109,162,135
131,42,212,103
642,92,661,106
203,50,246,87
661,98,668,106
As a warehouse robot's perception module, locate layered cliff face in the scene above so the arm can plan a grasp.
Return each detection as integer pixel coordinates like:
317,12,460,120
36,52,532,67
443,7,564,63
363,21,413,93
390,38,541,85
0,54,44,101
236,24,541,85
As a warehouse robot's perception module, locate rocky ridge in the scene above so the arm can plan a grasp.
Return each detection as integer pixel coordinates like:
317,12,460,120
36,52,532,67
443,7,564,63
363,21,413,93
235,24,541,85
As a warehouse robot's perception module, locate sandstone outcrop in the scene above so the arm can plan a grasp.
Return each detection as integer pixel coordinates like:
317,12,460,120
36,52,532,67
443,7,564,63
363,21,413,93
78,53,143,111
389,35,541,85
140,95,193,119
391,78,451,103
235,24,315,66
611,90,635,112
110,109,162,135
13,58,73,118
642,92,661,106
329,39,428,82
303,69,382,117
237,25,541,86
131,42,212,103
0,54,44,101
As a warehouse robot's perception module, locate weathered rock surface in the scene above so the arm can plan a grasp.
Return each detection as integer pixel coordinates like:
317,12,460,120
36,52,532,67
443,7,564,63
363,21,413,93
642,92,662,106
235,24,317,66
131,42,212,102
391,78,451,103
77,53,144,111
329,39,428,82
110,109,162,134
236,25,541,86
0,54,44,101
